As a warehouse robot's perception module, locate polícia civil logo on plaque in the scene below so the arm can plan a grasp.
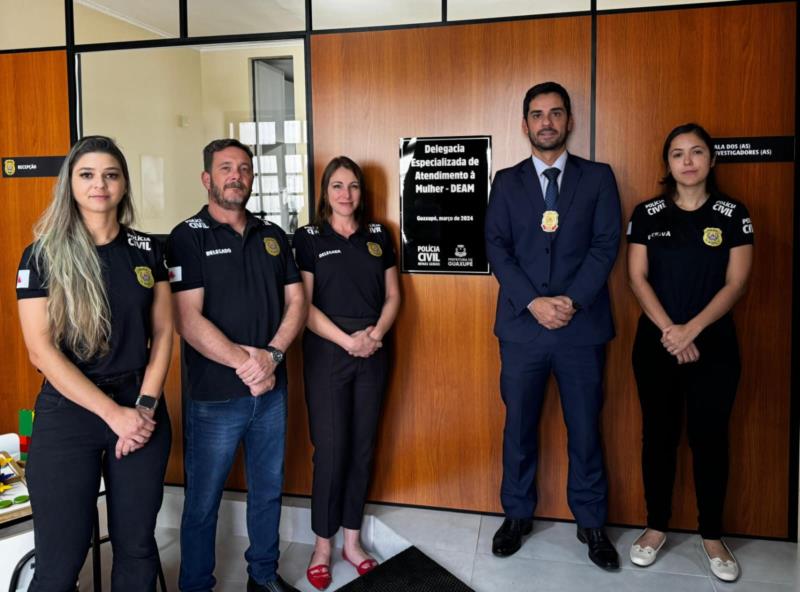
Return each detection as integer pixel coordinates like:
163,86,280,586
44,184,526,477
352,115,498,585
264,237,281,256
703,227,723,247
134,266,154,288
367,242,383,257
3,159,15,176
541,210,559,233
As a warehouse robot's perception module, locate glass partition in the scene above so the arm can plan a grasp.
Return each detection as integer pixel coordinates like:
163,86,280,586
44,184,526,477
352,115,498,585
188,0,305,36
313,0,441,30
73,0,178,45
79,40,309,235
448,0,590,21
0,0,65,50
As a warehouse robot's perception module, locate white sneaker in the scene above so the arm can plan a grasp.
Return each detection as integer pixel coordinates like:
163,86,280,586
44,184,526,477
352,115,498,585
629,529,667,567
703,539,740,582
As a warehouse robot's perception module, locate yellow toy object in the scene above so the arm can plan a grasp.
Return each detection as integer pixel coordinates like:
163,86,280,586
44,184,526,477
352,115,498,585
0,451,26,486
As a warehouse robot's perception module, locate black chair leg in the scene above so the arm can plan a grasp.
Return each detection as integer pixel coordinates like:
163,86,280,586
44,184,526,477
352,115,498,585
91,508,102,592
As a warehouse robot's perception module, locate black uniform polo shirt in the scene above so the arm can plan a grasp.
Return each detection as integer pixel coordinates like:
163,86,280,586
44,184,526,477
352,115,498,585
293,222,396,320
627,194,754,327
15,227,168,378
166,206,300,401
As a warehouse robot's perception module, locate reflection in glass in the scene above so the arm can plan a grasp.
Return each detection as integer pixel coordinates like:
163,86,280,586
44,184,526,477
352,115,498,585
79,41,308,235
188,0,305,36
73,0,178,45
448,0,590,21
312,0,440,30
249,57,305,234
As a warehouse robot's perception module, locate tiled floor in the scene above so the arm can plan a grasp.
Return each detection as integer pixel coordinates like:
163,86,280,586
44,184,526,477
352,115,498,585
79,496,799,592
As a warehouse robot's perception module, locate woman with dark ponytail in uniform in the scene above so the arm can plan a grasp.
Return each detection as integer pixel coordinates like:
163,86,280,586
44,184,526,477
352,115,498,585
293,156,401,590
16,136,173,590
626,123,753,582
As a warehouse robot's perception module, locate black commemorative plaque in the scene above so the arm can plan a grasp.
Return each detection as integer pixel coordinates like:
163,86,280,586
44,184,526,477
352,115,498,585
399,136,491,275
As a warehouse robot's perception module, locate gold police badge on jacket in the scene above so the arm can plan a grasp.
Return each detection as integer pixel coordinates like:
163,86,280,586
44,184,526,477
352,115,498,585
541,210,559,233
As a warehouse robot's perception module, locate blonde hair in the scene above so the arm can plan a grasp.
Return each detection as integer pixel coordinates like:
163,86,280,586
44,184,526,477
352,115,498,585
31,136,135,360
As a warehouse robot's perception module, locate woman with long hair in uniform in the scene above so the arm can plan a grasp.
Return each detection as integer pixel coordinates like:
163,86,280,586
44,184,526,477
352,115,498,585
16,135,173,590
293,156,401,590
626,123,753,582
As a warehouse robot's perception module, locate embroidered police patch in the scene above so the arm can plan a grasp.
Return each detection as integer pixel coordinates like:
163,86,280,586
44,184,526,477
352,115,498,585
135,266,154,288
264,237,281,256
367,242,383,257
703,227,723,247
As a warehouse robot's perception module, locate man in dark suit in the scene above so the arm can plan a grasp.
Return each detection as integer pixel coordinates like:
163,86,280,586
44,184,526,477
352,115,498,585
485,82,621,569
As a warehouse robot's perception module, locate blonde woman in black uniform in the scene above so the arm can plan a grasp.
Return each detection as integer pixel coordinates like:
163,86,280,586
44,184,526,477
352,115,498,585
626,123,753,582
293,156,400,590
16,136,172,591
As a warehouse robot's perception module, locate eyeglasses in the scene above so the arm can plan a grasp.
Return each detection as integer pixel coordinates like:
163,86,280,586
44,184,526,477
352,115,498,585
0,495,29,509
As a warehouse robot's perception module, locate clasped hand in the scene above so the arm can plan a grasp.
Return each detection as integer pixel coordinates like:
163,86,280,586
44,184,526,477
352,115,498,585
347,326,382,358
236,344,277,397
110,405,156,459
529,296,575,330
661,324,701,365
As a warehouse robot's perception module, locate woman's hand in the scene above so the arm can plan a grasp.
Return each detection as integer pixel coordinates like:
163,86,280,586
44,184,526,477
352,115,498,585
675,342,701,365
107,405,156,458
661,323,700,356
347,326,382,357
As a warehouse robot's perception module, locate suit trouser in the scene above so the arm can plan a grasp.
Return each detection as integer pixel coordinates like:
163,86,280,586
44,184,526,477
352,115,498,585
632,318,740,539
303,329,388,539
499,340,608,528
26,372,171,592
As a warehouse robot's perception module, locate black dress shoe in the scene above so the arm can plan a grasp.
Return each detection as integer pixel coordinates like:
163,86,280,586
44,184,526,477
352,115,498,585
577,527,619,570
492,518,533,557
247,574,300,592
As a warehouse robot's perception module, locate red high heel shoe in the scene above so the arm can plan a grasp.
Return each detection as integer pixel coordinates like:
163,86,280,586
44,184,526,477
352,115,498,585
342,548,379,576
306,562,332,590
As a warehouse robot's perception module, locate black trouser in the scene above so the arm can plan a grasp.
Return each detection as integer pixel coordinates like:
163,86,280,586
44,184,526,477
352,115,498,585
26,371,171,592
632,317,740,539
303,325,388,539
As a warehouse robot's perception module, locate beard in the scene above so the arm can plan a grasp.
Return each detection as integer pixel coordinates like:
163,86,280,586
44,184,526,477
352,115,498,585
209,179,251,211
528,127,569,153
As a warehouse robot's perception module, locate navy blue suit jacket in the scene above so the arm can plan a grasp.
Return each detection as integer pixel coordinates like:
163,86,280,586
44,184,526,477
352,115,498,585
485,154,621,345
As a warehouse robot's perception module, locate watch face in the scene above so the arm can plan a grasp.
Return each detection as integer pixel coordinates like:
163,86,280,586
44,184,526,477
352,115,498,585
272,350,284,363
136,395,158,409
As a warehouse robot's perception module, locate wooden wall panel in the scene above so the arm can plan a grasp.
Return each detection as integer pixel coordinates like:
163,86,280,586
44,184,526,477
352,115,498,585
299,18,593,517
302,2,796,538
596,3,795,537
0,51,70,435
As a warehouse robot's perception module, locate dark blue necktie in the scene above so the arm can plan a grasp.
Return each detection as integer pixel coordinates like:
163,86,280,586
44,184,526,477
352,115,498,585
543,167,560,210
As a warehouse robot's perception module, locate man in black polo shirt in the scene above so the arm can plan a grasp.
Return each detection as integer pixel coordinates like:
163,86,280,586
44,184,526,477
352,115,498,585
167,139,306,592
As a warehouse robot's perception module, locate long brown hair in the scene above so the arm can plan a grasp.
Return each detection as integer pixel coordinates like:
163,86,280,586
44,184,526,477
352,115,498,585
315,156,367,228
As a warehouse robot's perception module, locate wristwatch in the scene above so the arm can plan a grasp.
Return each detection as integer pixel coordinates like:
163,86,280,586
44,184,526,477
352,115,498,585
266,345,285,364
135,394,159,411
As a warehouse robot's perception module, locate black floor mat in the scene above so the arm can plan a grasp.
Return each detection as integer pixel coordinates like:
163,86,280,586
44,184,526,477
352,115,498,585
336,546,475,592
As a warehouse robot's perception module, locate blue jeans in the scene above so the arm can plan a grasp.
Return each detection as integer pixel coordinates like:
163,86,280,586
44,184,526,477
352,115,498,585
179,388,287,592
